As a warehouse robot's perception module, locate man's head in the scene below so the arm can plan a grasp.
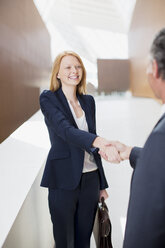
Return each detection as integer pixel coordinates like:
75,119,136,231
147,28,165,101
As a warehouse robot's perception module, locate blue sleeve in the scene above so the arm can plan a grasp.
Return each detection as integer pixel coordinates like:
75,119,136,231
129,146,143,169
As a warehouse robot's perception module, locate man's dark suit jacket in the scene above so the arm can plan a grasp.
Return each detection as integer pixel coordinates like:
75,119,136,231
123,113,165,248
40,87,108,190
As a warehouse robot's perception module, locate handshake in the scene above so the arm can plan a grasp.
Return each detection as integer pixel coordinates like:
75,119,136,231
93,137,132,163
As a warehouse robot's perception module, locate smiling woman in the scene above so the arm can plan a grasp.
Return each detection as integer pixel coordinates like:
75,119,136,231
57,55,83,86
49,51,87,94
39,51,115,248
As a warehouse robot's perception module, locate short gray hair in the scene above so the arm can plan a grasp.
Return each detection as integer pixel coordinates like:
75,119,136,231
150,28,165,80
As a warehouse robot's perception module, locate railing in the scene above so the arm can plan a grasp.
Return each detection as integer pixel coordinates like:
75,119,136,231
0,110,54,248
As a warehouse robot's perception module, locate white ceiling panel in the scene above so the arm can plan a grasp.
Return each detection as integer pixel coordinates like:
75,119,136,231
33,0,136,86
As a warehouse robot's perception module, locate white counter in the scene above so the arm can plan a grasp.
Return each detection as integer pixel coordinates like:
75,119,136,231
0,111,51,247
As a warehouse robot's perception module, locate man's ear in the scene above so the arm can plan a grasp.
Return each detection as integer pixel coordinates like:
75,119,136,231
152,59,159,79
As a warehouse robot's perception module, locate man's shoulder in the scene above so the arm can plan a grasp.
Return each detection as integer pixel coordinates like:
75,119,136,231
144,126,165,152
153,115,165,134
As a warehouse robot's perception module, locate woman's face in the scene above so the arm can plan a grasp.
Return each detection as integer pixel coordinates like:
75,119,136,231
57,55,83,87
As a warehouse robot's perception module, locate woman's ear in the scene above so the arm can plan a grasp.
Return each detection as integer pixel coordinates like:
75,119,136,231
152,59,159,79
57,73,60,79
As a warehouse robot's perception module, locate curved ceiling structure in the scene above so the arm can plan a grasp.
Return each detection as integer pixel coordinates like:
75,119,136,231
33,0,136,85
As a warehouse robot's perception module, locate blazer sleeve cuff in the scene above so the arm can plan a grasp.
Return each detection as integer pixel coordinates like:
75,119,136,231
129,146,143,169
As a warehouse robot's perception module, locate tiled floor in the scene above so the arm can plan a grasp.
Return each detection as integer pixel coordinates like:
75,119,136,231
90,94,161,248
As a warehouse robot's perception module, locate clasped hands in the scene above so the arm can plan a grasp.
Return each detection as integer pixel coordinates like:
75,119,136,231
93,137,132,163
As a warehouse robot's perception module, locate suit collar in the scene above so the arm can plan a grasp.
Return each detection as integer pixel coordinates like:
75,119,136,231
160,103,165,116
154,112,165,128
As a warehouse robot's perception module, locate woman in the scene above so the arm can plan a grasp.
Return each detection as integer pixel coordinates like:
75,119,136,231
40,51,118,248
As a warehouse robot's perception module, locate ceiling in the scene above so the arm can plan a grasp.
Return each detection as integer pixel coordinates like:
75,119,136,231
33,0,136,85
34,0,136,33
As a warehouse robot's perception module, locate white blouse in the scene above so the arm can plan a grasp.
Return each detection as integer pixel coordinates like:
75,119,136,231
68,100,98,173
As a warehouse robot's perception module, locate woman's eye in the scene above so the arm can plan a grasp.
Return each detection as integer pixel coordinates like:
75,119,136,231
65,66,71,69
76,66,82,69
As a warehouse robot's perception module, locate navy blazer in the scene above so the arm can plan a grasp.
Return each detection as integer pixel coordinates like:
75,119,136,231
40,88,108,190
123,113,165,248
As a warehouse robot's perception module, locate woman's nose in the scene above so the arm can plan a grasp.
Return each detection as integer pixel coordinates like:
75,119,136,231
71,66,77,73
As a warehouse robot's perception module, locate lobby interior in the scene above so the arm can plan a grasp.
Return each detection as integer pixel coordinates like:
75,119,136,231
0,0,165,247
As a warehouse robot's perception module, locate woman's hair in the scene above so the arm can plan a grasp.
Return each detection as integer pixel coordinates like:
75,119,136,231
50,51,87,94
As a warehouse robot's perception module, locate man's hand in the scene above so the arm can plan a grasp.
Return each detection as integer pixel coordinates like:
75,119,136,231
98,140,133,163
111,141,132,160
100,145,121,163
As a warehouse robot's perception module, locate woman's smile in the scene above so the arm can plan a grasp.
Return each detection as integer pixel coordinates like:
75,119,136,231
57,55,83,86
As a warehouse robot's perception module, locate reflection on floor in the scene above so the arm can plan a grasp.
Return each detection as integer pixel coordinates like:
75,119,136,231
90,94,161,248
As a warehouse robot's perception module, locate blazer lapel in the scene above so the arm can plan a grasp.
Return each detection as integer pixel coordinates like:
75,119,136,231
154,113,165,129
56,88,78,127
77,94,93,133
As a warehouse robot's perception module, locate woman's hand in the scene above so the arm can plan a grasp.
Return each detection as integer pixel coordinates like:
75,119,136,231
99,189,109,202
99,145,121,163
104,145,121,163
92,136,111,151
99,141,133,162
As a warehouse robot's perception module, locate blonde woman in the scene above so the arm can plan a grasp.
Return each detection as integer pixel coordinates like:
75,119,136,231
40,51,119,248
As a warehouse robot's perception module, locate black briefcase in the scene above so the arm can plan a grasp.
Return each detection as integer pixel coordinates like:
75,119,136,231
98,197,113,248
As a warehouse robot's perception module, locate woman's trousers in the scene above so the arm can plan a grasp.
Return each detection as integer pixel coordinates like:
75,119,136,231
48,170,100,248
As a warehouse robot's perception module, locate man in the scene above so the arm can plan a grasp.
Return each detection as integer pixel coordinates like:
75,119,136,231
101,28,165,247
